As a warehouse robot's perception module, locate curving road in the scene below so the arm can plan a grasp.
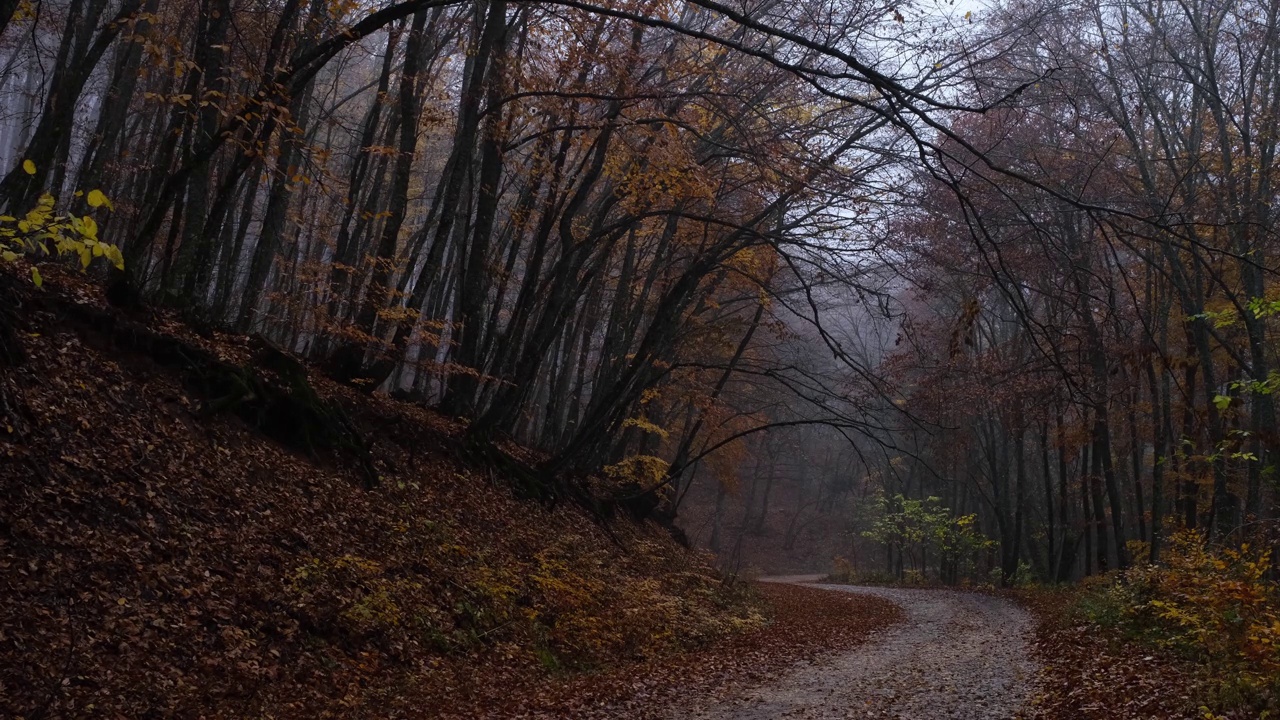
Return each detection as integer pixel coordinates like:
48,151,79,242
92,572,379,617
677,581,1036,720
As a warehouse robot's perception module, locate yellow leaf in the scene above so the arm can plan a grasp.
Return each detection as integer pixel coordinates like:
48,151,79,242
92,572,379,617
22,160,35,175
105,245,124,270
31,267,41,287
86,189,109,209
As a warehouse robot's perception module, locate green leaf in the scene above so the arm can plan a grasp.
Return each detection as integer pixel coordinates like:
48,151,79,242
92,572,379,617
1213,394,1231,412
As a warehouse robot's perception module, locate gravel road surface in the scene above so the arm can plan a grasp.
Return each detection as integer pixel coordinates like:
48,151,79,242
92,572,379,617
677,583,1036,720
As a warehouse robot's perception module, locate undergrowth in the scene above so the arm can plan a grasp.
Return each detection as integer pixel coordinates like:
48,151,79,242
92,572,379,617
1074,531,1280,717
283,528,766,671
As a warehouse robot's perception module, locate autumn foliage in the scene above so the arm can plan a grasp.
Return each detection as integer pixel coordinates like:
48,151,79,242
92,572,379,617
0,269,790,718
1076,533,1280,714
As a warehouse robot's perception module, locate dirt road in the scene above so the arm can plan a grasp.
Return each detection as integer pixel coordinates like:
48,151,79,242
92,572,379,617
676,583,1036,719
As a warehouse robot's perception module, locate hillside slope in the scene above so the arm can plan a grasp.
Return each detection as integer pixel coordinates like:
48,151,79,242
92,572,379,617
0,268,780,718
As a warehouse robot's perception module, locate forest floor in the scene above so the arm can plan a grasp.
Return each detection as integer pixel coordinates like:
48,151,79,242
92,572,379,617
1017,588,1205,719
506,582,902,719
0,268,1210,719
701,579,1208,720
0,268,902,719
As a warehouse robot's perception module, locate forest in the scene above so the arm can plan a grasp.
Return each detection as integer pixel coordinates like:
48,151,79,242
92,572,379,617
0,0,1278,717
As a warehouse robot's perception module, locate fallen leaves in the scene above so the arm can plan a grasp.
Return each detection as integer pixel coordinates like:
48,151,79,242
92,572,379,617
0,268,899,719
1017,589,1199,720
456,583,903,719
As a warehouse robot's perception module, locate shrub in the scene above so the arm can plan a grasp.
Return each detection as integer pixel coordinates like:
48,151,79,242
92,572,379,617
0,170,123,284
829,556,854,583
1078,531,1280,714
